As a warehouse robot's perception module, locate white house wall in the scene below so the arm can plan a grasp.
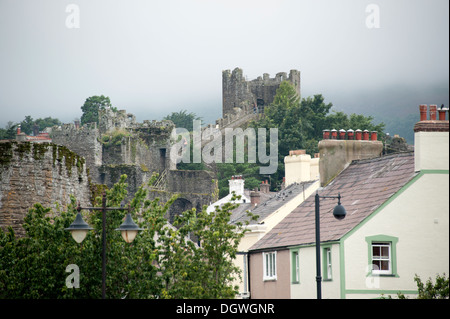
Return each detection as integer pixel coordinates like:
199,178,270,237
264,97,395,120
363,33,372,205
342,171,449,299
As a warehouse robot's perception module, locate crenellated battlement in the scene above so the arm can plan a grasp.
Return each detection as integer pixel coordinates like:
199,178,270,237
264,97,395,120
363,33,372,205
222,67,300,117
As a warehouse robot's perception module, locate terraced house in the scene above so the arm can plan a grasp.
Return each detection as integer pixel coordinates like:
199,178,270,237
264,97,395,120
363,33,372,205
248,104,449,299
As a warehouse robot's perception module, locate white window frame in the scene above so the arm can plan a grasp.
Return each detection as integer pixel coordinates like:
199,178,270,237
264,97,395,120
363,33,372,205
263,251,277,281
325,247,332,280
292,250,300,283
371,242,392,275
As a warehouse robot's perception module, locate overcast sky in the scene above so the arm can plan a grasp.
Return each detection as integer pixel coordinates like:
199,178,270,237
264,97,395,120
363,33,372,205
0,0,448,128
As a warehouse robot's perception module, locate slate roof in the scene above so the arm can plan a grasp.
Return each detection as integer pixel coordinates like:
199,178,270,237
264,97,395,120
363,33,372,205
249,152,416,251
229,180,317,225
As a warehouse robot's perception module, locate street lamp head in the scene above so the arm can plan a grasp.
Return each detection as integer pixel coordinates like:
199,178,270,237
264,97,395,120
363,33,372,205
116,213,143,243
333,203,346,220
332,194,346,220
65,212,93,243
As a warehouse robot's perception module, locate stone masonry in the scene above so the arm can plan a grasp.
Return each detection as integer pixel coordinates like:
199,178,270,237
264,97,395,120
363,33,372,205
0,141,91,236
222,67,301,117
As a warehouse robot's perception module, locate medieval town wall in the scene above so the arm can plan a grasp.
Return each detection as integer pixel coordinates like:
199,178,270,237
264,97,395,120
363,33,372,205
0,141,91,236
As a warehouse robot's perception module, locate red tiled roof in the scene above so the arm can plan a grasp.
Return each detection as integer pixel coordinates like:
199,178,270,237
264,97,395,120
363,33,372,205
25,133,52,142
250,152,416,251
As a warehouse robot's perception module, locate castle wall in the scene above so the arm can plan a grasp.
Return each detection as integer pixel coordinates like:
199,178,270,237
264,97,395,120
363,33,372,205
0,141,91,237
222,68,301,117
51,122,102,167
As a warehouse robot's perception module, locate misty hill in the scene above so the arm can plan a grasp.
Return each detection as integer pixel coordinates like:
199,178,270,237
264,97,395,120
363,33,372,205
323,82,449,144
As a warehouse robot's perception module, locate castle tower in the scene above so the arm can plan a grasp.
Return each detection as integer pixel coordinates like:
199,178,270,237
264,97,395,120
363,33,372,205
222,68,301,117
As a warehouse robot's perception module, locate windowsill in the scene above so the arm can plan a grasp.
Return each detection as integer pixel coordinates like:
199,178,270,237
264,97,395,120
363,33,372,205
263,278,277,282
291,281,300,284
323,279,333,282
369,273,399,278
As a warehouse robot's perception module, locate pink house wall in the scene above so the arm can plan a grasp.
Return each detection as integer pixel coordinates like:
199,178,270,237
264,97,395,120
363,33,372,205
249,249,291,299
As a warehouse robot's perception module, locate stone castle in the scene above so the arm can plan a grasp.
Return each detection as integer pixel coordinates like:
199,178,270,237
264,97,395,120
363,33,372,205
0,68,299,235
51,108,218,225
222,68,300,117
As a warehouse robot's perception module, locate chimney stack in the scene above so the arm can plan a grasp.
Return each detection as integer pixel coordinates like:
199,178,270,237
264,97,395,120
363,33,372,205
284,150,312,187
318,129,383,186
229,175,245,196
260,180,270,193
250,191,261,206
414,104,449,172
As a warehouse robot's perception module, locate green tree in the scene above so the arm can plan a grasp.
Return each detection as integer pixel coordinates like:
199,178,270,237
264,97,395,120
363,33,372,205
163,109,202,132
415,273,449,299
0,122,18,140
158,193,256,298
249,81,385,190
0,174,250,299
34,117,61,132
381,273,449,299
80,95,112,125
19,115,35,135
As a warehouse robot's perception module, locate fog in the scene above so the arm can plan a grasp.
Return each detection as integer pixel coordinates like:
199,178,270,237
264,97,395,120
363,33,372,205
0,0,448,129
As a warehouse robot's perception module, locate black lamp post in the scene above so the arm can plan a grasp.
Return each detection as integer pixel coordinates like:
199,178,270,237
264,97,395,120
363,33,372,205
315,192,346,299
65,193,142,299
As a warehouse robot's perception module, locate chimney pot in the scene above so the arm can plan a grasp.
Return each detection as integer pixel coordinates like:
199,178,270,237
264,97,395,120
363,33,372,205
347,129,354,140
429,105,437,121
363,130,370,140
339,129,346,140
419,104,428,121
355,129,362,140
323,129,330,139
371,131,378,141
331,129,338,139
438,107,447,121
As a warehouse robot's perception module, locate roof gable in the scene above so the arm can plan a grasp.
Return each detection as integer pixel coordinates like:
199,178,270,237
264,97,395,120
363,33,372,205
250,152,416,251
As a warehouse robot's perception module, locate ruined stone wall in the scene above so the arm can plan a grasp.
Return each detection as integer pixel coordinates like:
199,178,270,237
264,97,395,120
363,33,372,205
51,122,102,168
222,68,301,117
148,169,218,223
0,141,91,237
222,68,256,117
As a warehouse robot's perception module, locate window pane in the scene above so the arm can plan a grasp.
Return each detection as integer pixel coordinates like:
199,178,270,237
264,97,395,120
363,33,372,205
373,246,380,257
271,254,275,276
372,261,380,271
269,254,273,276
381,260,389,271
381,246,389,258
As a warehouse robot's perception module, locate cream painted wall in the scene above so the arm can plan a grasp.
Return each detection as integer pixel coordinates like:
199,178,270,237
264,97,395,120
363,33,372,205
290,243,341,299
234,180,320,297
284,154,312,186
342,172,449,298
415,131,449,171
